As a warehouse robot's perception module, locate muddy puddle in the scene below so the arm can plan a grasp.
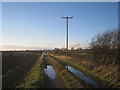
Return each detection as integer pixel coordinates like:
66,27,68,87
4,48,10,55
43,53,63,88
0,76,2,80
66,66,102,88
44,65,63,88
44,65,56,80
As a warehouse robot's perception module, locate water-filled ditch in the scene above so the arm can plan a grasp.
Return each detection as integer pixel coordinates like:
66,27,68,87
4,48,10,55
66,66,102,88
51,56,103,88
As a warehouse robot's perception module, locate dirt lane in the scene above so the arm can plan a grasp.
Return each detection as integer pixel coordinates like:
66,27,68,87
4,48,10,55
44,72,63,88
43,53,63,88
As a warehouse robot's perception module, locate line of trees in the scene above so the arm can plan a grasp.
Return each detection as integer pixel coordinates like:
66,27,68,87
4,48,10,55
89,28,119,65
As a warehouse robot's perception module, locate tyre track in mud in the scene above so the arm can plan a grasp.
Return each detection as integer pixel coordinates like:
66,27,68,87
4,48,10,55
42,53,63,88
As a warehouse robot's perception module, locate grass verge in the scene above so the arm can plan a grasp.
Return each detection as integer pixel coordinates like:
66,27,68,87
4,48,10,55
18,54,44,88
50,54,119,88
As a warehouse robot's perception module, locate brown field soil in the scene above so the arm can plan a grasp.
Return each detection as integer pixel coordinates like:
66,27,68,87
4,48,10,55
2,51,42,88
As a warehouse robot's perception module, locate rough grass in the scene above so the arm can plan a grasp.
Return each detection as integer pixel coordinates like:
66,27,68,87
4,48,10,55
18,54,44,88
50,54,120,88
48,56,91,88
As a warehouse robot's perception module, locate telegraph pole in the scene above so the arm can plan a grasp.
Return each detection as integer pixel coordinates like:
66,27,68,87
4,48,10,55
62,16,73,56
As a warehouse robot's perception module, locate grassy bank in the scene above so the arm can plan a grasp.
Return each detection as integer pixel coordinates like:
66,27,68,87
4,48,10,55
18,54,44,88
50,54,119,88
48,56,91,88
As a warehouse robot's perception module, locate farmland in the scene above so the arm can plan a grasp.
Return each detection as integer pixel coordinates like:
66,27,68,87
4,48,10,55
2,51,42,88
1,44,118,88
2,2,119,89
1,50,120,88
22,51,120,88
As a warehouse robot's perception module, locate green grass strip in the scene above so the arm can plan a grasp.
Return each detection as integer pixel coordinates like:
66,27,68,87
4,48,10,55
19,54,44,88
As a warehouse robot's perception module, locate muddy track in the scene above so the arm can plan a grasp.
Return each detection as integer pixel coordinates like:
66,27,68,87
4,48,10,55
42,53,63,88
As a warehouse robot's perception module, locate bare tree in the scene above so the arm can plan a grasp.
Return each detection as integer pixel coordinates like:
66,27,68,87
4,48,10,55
71,47,74,50
89,28,119,65
76,47,82,50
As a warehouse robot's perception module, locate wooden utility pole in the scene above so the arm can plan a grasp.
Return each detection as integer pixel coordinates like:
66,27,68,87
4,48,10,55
62,16,73,56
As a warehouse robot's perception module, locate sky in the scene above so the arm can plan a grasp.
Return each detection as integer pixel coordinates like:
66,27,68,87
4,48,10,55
1,2,118,50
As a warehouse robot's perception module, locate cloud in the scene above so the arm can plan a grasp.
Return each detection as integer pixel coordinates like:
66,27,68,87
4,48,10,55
0,43,89,51
69,43,88,49
70,43,81,48
0,45,49,50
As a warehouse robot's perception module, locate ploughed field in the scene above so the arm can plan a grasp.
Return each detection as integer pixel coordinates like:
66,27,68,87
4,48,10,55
2,51,42,88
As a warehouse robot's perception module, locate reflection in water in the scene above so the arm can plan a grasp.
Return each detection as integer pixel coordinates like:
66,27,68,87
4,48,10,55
66,66,102,88
0,76,2,80
44,66,56,80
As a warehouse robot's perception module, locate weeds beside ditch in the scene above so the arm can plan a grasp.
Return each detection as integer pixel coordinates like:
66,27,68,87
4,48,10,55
50,54,120,88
